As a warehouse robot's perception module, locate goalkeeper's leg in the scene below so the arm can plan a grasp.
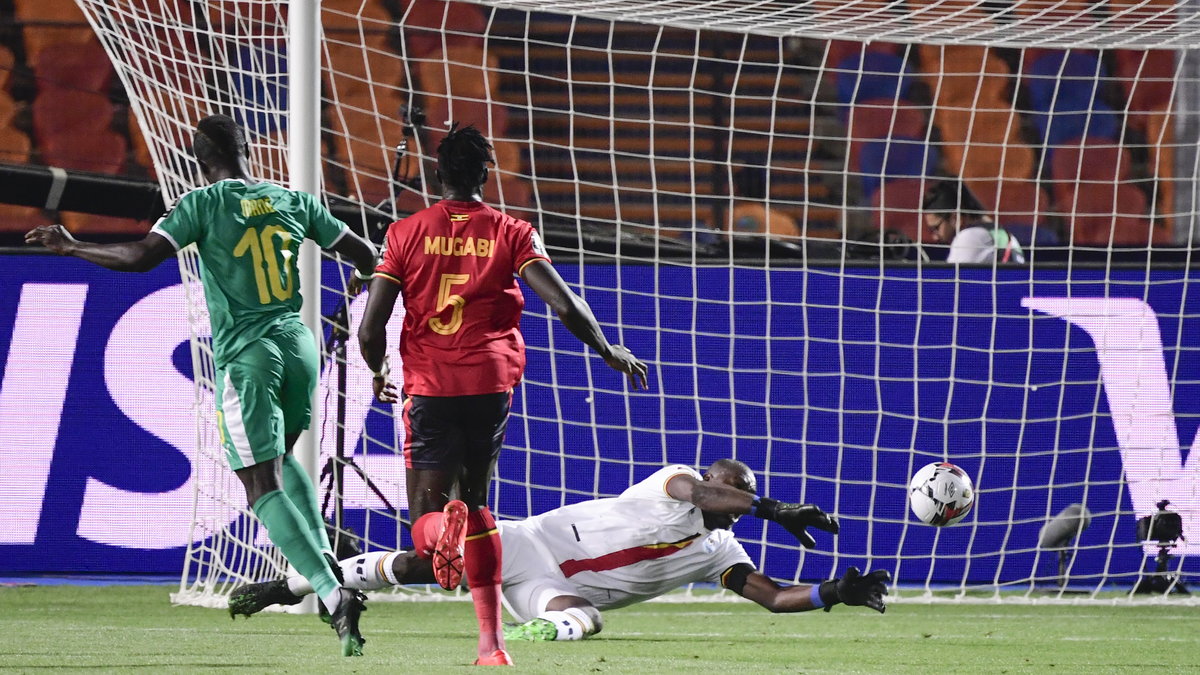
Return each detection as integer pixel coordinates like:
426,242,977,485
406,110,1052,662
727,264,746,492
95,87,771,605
230,551,435,617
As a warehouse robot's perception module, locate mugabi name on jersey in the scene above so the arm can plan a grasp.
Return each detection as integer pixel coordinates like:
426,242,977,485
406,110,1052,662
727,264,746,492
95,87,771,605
423,235,496,258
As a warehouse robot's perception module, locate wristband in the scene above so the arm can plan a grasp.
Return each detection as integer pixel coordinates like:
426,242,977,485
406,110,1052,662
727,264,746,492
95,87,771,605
371,359,389,379
353,268,374,281
753,496,780,520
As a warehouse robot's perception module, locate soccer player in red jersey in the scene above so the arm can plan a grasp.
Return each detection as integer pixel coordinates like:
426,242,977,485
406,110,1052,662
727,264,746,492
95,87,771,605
358,123,648,666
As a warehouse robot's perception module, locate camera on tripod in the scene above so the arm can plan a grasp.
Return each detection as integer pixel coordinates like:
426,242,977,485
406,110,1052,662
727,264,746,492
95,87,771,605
1133,499,1188,595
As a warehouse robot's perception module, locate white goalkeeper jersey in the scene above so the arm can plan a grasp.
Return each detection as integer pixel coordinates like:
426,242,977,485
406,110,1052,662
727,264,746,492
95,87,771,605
499,465,753,611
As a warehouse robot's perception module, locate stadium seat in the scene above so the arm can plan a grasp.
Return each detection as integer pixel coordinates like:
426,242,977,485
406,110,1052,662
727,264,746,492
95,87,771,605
0,125,33,164
1011,0,1097,23
1049,139,1132,183
858,138,939,201
823,40,899,84
417,43,498,101
32,89,114,143
33,40,114,94
322,0,393,38
1063,183,1151,246
918,44,1012,104
401,0,487,59
326,42,406,97
229,43,289,135
59,211,151,236
848,100,928,143
1028,102,1120,148
964,177,1051,229
40,128,127,174
0,204,51,233
1108,0,1178,32
1115,49,1175,116
15,0,96,68
0,92,17,130
1024,50,1105,111
835,52,912,108
871,177,928,242
0,46,14,91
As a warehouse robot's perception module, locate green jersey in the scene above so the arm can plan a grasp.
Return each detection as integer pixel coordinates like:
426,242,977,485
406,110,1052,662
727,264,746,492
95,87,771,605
151,179,347,367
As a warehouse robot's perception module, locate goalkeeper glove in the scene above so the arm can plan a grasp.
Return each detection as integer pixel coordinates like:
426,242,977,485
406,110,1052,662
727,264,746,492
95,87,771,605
817,566,891,613
753,498,839,548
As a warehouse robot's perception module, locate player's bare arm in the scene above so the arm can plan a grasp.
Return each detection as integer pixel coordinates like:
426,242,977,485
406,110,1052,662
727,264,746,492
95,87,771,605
666,464,839,547
329,229,378,295
726,565,890,614
358,274,401,403
25,226,175,273
520,259,649,390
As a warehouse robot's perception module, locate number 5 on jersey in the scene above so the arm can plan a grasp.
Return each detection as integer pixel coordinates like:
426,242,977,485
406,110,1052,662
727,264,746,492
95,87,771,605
429,273,470,335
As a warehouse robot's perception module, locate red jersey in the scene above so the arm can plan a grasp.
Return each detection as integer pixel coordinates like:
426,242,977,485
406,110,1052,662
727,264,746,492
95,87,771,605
374,199,551,396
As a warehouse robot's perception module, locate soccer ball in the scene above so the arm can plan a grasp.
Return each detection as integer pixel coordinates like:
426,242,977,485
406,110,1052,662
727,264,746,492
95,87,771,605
908,462,975,527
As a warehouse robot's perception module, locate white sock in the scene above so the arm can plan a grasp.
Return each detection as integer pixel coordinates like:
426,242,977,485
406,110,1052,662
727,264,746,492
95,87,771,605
287,574,313,596
342,551,402,590
320,589,342,615
539,608,597,641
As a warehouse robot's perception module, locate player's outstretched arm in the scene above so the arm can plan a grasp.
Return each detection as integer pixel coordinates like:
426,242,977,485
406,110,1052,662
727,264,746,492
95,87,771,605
727,565,890,614
520,259,649,389
328,228,378,294
26,225,175,273
358,276,401,403
665,473,839,548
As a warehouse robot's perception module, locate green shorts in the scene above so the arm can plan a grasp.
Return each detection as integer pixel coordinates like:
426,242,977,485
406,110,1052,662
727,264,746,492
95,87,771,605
216,322,319,471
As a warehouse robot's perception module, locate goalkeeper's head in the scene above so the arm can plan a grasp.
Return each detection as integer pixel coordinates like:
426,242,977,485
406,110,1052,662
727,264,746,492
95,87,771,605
193,114,249,183
437,122,493,198
921,178,988,244
702,458,758,530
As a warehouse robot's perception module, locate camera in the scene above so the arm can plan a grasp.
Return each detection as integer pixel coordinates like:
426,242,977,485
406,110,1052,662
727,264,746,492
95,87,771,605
1136,499,1184,543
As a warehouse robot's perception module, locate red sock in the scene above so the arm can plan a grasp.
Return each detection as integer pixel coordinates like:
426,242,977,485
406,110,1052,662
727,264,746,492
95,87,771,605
411,511,443,559
465,507,504,655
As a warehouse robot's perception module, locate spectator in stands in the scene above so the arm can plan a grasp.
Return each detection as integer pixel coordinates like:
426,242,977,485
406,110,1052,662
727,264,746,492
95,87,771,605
922,178,1025,264
729,164,801,241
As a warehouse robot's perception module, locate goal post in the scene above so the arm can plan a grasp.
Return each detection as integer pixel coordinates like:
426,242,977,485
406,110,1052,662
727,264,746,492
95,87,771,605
73,0,1200,606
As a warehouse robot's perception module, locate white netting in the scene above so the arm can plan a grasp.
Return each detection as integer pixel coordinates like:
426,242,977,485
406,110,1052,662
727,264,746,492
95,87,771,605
71,0,1200,607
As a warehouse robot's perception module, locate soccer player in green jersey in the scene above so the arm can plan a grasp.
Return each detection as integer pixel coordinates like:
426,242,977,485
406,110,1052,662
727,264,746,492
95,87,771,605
26,114,379,657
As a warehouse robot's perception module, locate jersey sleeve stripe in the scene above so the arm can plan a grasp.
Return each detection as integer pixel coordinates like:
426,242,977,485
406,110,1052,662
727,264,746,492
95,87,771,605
324,226,349,248
516,256,552,275
374,271,403,285
661,470,694,498
150,224,182,251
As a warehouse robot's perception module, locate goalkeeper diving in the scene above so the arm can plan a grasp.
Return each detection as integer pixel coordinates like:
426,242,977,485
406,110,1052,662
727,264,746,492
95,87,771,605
229,459,890,640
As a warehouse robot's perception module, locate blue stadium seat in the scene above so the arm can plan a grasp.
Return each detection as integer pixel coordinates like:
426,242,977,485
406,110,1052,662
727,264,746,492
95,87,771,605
230,43,288,135
1029,101,1119,147
1025,50,1106,112
858,137,939,201
835,52,912,108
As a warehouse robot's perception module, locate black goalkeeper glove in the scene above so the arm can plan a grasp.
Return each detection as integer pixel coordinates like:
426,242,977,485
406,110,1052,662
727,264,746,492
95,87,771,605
817,566,891,613
753,498,839,548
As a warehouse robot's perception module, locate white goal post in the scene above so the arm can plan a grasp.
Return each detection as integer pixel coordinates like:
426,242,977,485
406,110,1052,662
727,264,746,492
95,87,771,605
74,0,1200,607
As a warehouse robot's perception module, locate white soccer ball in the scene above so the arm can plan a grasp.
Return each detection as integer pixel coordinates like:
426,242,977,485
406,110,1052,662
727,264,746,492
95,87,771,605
908,462,976,527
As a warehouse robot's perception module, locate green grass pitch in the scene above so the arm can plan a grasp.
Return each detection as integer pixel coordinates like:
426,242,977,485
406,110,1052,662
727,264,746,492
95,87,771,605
1,585,1197,673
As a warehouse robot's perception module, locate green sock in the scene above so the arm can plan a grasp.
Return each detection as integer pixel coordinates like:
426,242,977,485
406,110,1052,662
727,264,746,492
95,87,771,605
281,454,334,554
253,489,340,599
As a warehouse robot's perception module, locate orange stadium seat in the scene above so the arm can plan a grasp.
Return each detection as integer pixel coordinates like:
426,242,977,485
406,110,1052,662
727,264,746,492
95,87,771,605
15,0,97,69
0,45,15,91
0,92,17,130
326,42,406,97
60,211,152,237
0,125,33,164
40,128,127,174
0,204,52,234
1108,0,1177,32
1010,0,1096,23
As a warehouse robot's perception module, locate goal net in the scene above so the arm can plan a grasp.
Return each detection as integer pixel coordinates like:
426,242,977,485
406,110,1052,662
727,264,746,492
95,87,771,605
74,0,1200,606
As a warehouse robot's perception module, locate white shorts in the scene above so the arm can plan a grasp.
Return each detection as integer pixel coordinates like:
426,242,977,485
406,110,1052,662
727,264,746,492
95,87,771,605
498,520,582,622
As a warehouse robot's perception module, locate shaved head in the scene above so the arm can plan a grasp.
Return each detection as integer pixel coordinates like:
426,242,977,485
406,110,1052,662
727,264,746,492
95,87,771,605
706,458,757,495
193,114,246,169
